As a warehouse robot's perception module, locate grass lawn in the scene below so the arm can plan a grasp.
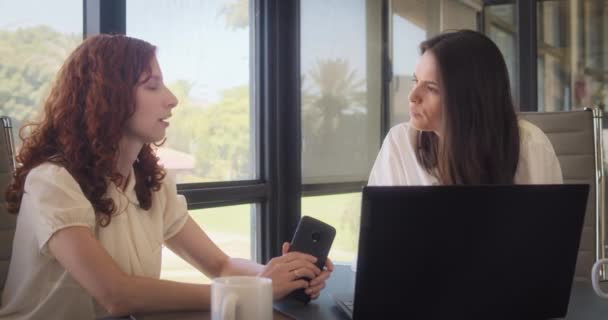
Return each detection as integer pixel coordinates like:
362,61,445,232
301,193,361,263
160,194,361,284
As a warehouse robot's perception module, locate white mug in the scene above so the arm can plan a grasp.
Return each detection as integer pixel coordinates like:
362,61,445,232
211,276,273,320
592,258,608,298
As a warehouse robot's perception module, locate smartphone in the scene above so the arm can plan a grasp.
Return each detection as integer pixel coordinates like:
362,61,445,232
286,216,336,303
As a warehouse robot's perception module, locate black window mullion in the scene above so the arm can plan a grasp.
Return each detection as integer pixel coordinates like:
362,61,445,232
83,0,97,37
92,0,272,262
102,0,304,265
178,182,268,210
84,0,125,36
516,0,537,111
381,0,391,140
301,182,366,197
257,0,302,263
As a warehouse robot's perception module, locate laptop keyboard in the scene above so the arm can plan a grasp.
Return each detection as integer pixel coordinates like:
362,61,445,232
343,299,354,310
333,295,354,319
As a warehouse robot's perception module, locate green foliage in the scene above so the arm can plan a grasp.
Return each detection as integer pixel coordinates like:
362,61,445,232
0,26,81,128
302,58,366,136
166,81,250,181
301,58,370,179
0,25,250,181
218,0,249,30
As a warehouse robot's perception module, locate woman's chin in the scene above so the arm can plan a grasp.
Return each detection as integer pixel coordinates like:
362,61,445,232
409,120,428,131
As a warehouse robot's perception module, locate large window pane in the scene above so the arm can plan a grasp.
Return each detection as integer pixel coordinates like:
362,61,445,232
161,204,253,284
0,0,82,138
536,2,608,248
301,193,361,264
537,0,570,111
127,0,255,183
535,0,608,112
300,0,382,184
484,3,518,106
389,0,481,126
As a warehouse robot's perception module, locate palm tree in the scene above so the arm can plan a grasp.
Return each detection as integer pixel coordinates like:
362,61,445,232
302,58,366,141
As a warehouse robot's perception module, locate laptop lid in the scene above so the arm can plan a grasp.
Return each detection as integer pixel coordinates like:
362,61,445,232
353,184,589,319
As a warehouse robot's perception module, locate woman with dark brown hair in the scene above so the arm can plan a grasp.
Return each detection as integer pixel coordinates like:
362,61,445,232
369,30,562,186
0,34,331,319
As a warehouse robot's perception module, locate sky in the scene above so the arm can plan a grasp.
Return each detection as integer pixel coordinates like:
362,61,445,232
0,0,82,34
0,0,425,103
126,0,249,103
393,14,425,77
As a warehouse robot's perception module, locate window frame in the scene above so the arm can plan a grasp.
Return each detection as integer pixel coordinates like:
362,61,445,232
83,0,542,265
86,0,304,263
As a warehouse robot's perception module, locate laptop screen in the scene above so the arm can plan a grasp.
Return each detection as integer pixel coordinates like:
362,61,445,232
353,184,589,319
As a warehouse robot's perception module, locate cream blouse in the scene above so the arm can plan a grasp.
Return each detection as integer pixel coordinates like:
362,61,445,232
0,163,189,319
368,120,563,185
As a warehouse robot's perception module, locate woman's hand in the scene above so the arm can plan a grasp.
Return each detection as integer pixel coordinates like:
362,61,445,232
305,257,333,300
257,243,321,300
281,243,334,300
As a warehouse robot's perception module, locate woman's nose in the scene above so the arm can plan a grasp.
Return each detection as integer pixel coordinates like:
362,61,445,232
167,90,179,109
409,85,421,104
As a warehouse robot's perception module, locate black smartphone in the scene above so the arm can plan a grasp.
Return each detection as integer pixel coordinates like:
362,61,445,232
286,216,336,303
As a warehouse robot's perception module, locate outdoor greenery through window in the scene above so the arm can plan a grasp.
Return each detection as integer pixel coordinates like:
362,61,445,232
127,0,255,283
127,0,254,184
302,193,361,264
300,0,381,184
0,0,83,142
161,205,253,284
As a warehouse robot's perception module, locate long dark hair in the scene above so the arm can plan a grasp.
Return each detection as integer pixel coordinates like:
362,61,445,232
415,30,520,184
6,34,166,227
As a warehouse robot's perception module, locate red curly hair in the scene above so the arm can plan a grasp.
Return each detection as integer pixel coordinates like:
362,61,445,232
6,34,166,227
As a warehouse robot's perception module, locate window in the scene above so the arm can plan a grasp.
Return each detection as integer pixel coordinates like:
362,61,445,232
126,0,261,273
0,0,82,140
298,1,483,264
301,193,361,264
484,3,517,106
389,0,482,126
299,0,382,264
161,204,254,284
300,0,381,184
127,0,255,184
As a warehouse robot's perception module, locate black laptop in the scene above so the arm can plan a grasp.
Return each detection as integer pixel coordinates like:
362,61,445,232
349,184,589,320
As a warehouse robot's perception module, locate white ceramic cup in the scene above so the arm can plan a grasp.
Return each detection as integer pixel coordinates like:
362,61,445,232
211,276,273,320
592,258,608,298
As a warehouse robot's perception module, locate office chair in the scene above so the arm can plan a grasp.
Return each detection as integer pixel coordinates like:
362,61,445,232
0,116,16,293
519,107,606,281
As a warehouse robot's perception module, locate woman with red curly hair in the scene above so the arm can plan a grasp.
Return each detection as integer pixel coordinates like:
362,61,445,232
0,34,332,319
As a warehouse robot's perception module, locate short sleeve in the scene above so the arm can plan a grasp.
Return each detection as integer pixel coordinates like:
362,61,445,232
22,163,96,256
160,173,189,241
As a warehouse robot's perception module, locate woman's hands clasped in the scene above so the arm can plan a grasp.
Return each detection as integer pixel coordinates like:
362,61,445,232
257,242,334,300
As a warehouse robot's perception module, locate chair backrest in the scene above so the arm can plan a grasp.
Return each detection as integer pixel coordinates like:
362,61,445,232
519,108,606,281
0,116,16,292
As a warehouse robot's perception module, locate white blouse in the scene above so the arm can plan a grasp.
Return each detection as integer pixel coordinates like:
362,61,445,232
368,120,563,186
0,163,189,319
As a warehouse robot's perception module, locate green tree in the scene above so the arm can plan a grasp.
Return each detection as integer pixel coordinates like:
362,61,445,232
218,0,249,30
301,58,367,178
301,59,368,241
166,82,250,181
302,58,366,140
0,26,81,129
